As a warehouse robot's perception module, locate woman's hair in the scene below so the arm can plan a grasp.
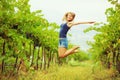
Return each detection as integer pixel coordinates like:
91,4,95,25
62,12,76,21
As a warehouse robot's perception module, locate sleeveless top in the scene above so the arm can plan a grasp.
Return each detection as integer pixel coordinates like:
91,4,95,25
59,23,70,38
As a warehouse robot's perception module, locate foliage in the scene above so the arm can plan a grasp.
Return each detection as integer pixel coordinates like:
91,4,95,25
0,0,59,75
84,0,120,73
68,50,89,61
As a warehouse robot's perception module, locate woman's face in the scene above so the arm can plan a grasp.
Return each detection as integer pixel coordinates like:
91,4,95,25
66,13,74,22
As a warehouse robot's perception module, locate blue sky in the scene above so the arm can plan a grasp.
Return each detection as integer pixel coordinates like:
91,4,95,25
29,0,112,51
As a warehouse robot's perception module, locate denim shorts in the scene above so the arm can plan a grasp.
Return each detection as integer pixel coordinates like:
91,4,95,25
58,38,68,48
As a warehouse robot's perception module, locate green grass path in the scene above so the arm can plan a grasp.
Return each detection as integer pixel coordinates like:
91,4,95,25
20,60,120,80
36,66,92,80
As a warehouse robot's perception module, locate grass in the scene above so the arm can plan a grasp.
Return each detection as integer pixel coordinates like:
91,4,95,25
18,60,120,80
2,60,119,80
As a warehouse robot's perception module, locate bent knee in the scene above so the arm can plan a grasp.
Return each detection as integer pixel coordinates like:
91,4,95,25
58,54,64,58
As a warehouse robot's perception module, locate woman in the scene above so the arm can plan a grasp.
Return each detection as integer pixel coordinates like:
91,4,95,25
58,12,95,58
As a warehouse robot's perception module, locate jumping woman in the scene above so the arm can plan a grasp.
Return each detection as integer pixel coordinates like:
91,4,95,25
58,12,95,58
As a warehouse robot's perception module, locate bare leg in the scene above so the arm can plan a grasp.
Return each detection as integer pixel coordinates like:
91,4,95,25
58,46,79,58
62,46,79,57
58,47,67,58
58,47,67,65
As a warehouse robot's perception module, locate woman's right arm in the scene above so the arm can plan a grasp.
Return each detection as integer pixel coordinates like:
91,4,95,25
67,21,95,27
72,21,95,26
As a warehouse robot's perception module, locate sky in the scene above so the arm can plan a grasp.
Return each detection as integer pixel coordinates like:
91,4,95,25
29,0,112,51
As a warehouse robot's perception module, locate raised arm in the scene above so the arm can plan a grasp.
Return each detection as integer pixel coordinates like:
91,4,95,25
73,21,95,25
67,21,95,27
